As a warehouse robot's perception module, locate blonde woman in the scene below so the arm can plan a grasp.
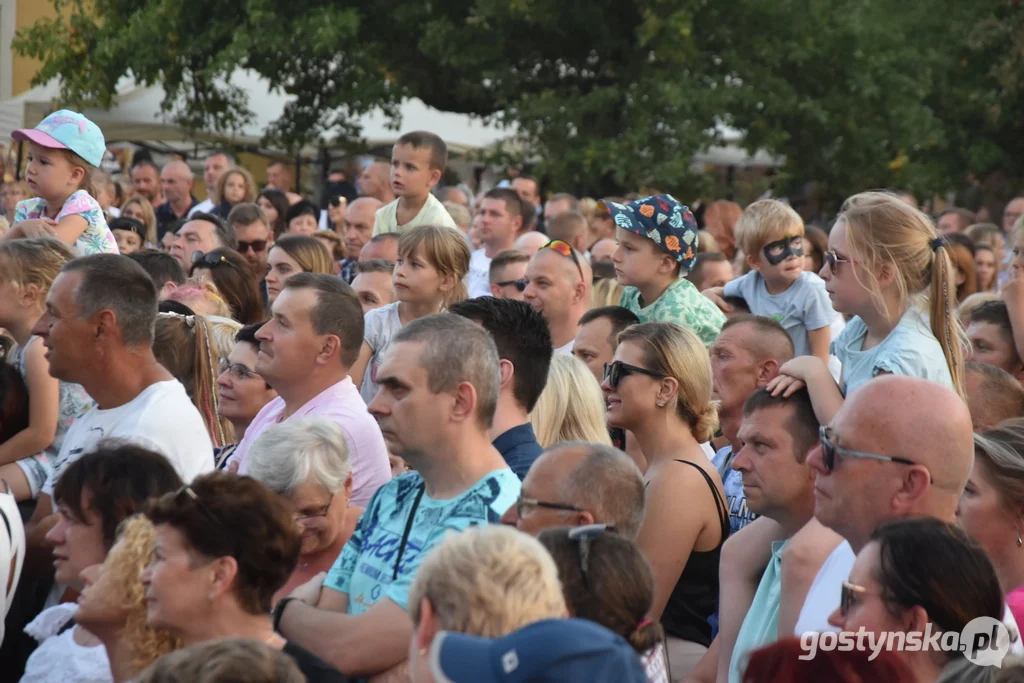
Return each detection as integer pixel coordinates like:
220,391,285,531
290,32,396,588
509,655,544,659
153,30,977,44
592,276,625,309
601,321,727,678
24,515,180,683
407,525,567,682
264,235,334,304
210,167,257,219
531,354,613,448
119,196,158,248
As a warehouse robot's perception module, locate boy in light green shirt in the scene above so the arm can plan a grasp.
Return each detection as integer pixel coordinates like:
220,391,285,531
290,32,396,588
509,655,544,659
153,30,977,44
604,194,725,345
372,130,458,236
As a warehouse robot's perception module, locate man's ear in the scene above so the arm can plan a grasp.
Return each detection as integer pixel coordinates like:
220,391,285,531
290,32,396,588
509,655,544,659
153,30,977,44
498,358,515,392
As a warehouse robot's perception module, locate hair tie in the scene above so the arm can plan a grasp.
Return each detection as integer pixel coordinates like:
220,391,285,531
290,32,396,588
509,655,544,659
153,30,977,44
930,237,945,252
157,311,196,328
637,617,653,630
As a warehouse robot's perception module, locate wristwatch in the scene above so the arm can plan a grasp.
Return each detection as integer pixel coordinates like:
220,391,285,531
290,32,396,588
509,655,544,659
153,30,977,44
273,596,298,632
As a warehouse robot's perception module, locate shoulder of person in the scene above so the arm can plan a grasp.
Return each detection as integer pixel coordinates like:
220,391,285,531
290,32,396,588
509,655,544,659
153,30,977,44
648,459,720,500
24,603,78,642
61,190,101,213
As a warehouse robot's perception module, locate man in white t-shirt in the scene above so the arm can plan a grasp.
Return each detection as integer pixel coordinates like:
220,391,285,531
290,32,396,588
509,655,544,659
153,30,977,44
26,254,214,546
188,149,234,217
466,188,523,298
791,376,1024,645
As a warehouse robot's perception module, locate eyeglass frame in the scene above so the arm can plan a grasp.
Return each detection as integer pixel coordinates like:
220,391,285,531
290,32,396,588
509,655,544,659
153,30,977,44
515,495,584,520
819,426,931,483
294,493,335,525
602,360,666,390
541,239,586,283
217,357,261,381
567,523,617,589
495,278,528,292
840,580,881,617
823,249,863,276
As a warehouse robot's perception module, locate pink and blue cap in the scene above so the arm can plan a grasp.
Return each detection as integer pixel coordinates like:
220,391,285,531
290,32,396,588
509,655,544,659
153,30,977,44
12,109,106,168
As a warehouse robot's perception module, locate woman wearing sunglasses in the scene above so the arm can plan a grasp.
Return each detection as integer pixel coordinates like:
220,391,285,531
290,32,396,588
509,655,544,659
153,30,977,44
601,321,728,679
828,518,1005,682
142,472,347,682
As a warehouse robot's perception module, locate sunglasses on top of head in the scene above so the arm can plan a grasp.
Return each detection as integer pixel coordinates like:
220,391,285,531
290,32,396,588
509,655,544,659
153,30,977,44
541,239,585,283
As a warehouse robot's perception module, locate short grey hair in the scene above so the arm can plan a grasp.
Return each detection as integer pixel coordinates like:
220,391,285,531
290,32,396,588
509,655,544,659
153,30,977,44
551,441,646,540
63,254,158,347
246,418,352,496
392,314,501,429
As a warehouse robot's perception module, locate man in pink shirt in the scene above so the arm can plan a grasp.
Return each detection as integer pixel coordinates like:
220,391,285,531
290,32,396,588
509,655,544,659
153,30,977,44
228,273,391,506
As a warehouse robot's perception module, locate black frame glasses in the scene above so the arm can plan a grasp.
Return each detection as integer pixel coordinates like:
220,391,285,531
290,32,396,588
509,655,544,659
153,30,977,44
515,495,584,520
819,426,922,474
568,523,617,589
217,358,260,381
496,278,528,292
237,239,269,254
541,239,585,283
602,361,665,389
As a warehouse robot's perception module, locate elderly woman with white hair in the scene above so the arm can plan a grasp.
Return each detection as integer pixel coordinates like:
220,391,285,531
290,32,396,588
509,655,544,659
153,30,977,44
246,417,364,604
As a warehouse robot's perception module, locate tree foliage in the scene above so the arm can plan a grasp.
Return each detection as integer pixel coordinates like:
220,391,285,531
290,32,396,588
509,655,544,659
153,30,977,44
13,0,1024,201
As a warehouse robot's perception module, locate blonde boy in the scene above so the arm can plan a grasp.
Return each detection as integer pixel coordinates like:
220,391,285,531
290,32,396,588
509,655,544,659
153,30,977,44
372,131,458,236
722,199,834,361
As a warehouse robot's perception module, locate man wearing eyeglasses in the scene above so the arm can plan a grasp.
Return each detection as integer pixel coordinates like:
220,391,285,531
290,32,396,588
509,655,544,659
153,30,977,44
488,248,530,300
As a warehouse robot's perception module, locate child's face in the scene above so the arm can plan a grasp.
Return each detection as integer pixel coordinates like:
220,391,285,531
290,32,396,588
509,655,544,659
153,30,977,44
24,142,81,201
819,220,874,316
113,229,144,254
611,227,673,287
223,173,247,204
749,234,804,288
390,144,440,200
394,244,447,304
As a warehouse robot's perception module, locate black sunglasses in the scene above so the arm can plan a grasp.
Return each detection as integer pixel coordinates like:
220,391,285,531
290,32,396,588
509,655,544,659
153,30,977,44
496,278,527,292
602,361,665,389
237,239,269,253
819,426,922,474
840,581,874,617
191,250,234,268
568,524,617,589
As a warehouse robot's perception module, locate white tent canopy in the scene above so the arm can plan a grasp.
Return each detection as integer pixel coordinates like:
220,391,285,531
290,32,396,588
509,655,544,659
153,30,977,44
0,71,511,156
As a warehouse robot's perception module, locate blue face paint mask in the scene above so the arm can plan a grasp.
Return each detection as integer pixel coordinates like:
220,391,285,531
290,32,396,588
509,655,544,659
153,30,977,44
762,235,805,266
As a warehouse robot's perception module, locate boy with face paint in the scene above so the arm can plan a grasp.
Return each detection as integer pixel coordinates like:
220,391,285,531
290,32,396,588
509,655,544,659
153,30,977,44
719,200,836,362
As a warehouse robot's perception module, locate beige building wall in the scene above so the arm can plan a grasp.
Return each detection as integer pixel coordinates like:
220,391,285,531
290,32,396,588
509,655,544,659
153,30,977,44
1,0,57,99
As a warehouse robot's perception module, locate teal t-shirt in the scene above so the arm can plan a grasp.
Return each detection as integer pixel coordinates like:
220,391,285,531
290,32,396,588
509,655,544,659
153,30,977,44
729,539,789,683
325,468,521,614
620,278,726,347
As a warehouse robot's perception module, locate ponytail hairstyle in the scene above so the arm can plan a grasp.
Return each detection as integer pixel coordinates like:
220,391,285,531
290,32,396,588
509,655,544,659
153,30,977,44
537,526,663,654
836,192,966,397
616,321,719,442
153,313,233,447
397,224,471,308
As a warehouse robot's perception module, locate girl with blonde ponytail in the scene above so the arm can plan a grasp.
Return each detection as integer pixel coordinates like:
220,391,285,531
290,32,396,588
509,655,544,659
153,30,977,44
603,321,728,678
767,191,966,424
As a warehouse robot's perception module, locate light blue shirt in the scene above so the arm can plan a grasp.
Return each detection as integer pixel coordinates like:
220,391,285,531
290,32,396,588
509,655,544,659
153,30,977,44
325,469,521,614
712,446,758,535
729,540,789,683
831,307,953,396
723,271,835,358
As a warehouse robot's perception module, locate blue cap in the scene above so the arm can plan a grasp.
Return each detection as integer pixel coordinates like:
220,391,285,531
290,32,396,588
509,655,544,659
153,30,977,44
429,618,648,682
12,109,106,168
602,194,699,271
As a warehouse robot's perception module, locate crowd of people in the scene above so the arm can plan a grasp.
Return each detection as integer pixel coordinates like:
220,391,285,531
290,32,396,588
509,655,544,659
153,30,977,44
0,108,1023,682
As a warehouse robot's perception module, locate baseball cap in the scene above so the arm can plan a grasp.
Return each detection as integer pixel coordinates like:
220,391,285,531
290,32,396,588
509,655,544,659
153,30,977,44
602,194,699,271
12,109,106,168
429,618,648,682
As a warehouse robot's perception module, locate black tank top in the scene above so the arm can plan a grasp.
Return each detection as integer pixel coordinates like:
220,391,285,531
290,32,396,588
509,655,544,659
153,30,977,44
656,459,729,646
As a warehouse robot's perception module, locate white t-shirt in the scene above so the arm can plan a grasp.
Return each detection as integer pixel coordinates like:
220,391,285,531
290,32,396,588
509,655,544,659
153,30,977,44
466,249,493,299
22,604,110,683
188,198,215,217
42,380,214,497
360,302,404,404
554,339,575,356
372,193,458,236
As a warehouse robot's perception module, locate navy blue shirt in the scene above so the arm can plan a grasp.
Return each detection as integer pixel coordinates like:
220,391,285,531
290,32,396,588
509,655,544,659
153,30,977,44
492,423,543,480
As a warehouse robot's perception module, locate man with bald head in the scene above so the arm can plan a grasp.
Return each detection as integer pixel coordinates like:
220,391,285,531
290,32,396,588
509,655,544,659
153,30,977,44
710,315,795,534
793,375,976,633
156,160,198,240
501,441,646,540
357,161,396,204
965,361,1024,431
339,196,383,282
523,240,593,354
514,230,548,258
